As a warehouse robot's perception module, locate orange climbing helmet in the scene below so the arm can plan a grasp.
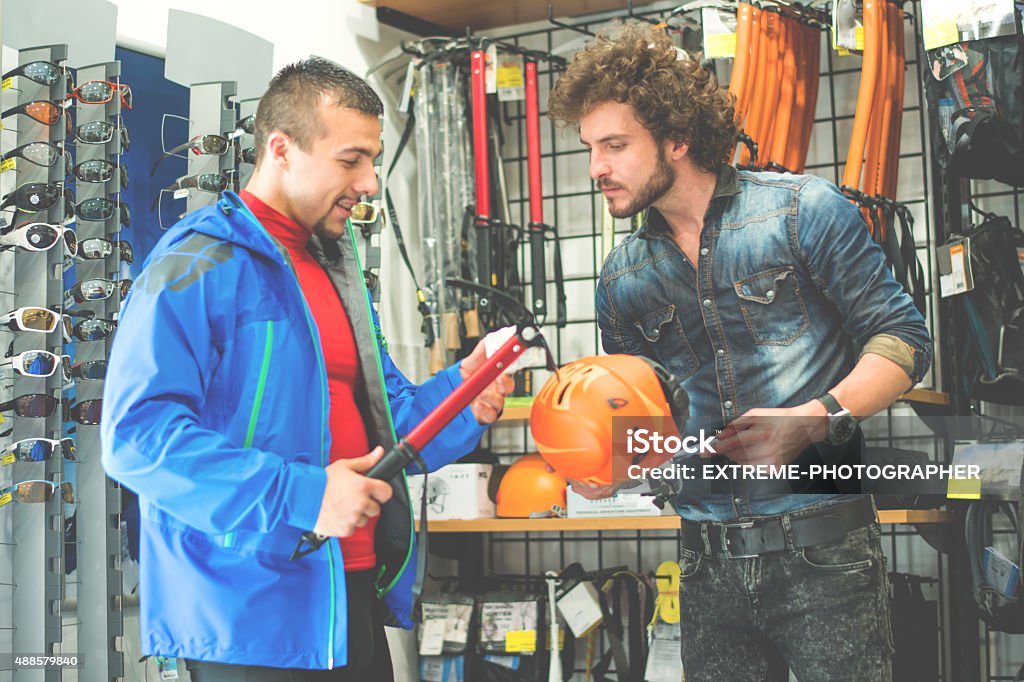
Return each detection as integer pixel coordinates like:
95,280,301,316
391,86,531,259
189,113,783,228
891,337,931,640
495,453,568,518
530,355,689,485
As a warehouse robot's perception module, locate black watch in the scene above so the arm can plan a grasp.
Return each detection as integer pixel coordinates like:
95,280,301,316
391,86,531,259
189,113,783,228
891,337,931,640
816,393,857,446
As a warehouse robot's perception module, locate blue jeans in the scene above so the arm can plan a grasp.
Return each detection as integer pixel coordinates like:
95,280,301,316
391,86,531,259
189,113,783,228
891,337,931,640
679,521,894,681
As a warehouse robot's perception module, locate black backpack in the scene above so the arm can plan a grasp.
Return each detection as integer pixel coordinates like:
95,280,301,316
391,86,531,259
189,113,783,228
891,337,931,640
924,23,1024,187
946,215,1024,405
964,501,1024,635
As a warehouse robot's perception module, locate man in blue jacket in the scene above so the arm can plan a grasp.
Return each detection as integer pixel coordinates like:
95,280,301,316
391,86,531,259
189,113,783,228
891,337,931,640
101,57,511,681
547,26,932,681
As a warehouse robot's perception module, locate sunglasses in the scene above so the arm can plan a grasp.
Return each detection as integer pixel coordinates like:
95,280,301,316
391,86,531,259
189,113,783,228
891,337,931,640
0,222,77,255
0,307,60,334
77,237,132,263
0,141,68,171
2,61,62,87
72,159,128,188
240,146,256,165
151,134,229,175
64,277,132,306
0,182,74,215
168,172,228,193
0,350,69,379
70,317,117,342
75,197,130,226
348,203,380,224
1,438,75,464
67,399,102,425
0,393,58,418
1,100,64,126
75,120,130,150
67,80,133,109
0,480,74,506
65,358,107,381
237,114,255,135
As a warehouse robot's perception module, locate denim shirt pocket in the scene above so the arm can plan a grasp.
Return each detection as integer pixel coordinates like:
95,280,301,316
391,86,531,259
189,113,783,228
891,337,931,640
634,304,700,381
733,266,811,345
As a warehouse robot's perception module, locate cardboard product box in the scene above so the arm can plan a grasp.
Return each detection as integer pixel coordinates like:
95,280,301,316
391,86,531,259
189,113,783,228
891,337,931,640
566,487,668,517
407,463,495,521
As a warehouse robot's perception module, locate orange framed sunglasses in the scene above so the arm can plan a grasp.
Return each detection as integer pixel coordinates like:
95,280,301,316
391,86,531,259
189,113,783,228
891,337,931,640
67,79,132,110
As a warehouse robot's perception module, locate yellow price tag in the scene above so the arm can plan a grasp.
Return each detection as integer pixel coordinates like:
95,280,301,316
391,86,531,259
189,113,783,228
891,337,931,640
947,476,981,500
0,493,11,507
505,630,536,653
1,454,15,466
496,66,524,89
924,21,960,51
705,33,738,59
1,77,12,91
855,26,865,52
1,158,16,174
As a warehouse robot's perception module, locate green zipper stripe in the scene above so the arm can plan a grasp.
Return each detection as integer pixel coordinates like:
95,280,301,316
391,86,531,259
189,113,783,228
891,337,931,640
225,319,275,549
233,201,335,667
347,220,415,598
244,321,274,448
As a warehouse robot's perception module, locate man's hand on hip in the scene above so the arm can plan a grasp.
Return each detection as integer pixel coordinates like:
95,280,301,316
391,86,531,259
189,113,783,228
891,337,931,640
313,446,394,538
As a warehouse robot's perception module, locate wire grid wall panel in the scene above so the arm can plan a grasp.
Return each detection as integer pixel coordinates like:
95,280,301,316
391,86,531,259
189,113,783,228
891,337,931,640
964,160,1024,681
421,2,962,680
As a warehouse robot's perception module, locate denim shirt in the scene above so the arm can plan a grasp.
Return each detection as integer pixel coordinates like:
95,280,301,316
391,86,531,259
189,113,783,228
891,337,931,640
595,167,933,521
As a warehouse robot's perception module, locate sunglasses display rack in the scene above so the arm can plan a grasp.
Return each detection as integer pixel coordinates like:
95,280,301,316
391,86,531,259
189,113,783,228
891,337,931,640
70,59,127,682
359,143,385,304
184,80,237,214
1,43,72,680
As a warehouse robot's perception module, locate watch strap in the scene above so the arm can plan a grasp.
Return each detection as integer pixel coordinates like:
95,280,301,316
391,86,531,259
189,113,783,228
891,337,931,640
816,392,843,415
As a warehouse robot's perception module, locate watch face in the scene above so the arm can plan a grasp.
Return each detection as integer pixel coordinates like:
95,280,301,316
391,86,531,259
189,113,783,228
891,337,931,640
830,415,858,445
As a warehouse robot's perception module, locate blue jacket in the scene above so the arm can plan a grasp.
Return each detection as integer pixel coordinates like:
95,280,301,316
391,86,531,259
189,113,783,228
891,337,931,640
596,168,932,521
101,191,485,669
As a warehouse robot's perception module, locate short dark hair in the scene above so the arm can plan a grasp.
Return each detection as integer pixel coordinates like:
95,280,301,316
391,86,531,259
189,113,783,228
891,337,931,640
548,24,737,173
254,56,383,164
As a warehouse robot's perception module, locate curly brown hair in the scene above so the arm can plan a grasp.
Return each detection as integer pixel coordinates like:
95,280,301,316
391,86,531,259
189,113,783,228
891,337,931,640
548,24,737,173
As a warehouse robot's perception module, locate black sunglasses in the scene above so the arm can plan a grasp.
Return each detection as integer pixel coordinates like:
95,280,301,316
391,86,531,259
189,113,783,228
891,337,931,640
75,197,131,226
78,237,133,263
0,393,58,417
151,134,229,175
0,182,74,215
2,60,62,87
64,277,132,306
72,159,129,188
75,120,130,150
65,359,107,381
66,399,102,425
0,141,69,171
71,317,117,342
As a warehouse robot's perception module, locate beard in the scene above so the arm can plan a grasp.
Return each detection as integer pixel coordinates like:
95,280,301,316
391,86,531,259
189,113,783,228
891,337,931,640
601,150,676,219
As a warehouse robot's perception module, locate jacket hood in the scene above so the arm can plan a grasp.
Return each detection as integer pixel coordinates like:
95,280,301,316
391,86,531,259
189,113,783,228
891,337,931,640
185,191,290,262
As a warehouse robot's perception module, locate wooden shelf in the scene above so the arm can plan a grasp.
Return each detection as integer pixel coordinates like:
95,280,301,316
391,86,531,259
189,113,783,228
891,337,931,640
416,509,952,532
901,388,950,406
360,0,657,33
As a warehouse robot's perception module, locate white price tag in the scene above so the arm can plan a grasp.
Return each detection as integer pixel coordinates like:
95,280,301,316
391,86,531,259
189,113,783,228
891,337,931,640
173,188,190,200
419,618,447,656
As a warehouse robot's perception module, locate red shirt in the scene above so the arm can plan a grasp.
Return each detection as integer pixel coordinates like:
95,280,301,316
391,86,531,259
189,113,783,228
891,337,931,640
240,191,376,571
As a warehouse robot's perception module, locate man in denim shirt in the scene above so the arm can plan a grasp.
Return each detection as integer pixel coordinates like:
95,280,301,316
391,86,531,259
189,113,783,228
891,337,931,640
548,25,932,681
